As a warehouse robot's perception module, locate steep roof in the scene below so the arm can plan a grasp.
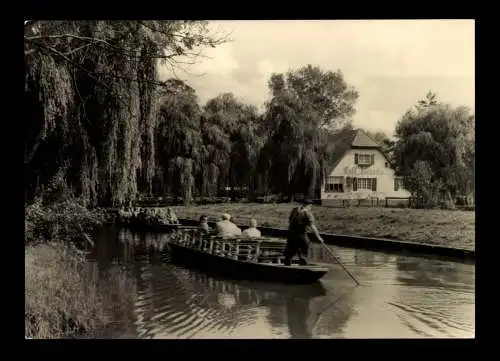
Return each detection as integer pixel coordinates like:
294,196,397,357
351,129,382,148
324,128,382,173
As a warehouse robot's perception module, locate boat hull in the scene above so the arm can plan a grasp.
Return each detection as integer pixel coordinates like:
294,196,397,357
171,266,328,300
166,242,329,285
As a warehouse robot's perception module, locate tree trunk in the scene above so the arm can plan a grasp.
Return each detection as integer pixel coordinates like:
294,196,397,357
228,159,234,200
446,189,455,208
199,168,205,204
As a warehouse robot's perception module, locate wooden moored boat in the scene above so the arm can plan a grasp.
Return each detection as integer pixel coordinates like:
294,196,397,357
117,217,183,232
165,228,330,285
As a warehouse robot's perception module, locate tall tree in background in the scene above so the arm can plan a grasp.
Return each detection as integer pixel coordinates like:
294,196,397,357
199,93,238,198
156,79,202,205
392,92,475,207
24,20,228,207
259,65,359,199
200,93,266,199
228,104,266,198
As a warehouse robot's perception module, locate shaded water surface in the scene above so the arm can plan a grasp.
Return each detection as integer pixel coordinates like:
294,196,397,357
88,228,475,339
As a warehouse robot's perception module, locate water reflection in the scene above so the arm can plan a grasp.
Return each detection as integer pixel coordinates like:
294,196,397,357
395,255,474,290
353,249,392,267
132,259,336,339
86,228,475,339
389,255,475,338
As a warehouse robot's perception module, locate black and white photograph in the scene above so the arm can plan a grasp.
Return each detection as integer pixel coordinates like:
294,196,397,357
24,19,475,339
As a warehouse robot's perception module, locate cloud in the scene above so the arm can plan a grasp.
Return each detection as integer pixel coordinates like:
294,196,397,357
159,20,474,134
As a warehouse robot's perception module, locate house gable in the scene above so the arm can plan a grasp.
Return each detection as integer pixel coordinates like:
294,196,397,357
324,128,386,174
329,148,391,177
351,129,381,148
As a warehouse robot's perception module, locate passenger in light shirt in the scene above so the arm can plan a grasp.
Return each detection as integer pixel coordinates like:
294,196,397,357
242,219,261,238
215,213,242,238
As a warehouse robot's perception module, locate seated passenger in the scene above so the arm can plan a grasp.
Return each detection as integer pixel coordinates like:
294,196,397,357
138,208,147,221
215,213,242,238
242,219,261,238
166,207,179,225
118,207,127,218
156,207,166,224
199,215,211,234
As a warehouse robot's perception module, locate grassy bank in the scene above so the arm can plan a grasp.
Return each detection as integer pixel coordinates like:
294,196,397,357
25,175,125,339
25,243,105,338
171,203,475,250
25,242,135,339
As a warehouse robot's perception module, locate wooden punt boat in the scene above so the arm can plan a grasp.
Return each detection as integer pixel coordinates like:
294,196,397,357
165,228,330,285
117,217,182,232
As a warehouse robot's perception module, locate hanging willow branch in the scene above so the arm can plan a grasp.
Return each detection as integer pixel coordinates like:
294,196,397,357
24,20,230,207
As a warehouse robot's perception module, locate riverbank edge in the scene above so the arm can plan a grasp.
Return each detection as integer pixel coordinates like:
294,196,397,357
177,218,475,262
25,198,118,339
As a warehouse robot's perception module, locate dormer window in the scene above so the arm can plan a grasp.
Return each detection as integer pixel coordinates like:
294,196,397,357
354,153,374,166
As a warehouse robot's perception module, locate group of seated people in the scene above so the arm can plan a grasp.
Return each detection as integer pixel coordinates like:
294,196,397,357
197,214,284,263
118,206,179,225
199,213,261,238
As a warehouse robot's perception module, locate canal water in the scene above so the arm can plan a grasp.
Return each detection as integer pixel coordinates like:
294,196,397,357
87,228,475,339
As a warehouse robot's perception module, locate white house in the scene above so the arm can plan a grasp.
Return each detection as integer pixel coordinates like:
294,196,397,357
320,129,410,205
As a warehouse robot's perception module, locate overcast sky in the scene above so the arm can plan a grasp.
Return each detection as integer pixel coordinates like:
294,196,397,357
158,20,475,136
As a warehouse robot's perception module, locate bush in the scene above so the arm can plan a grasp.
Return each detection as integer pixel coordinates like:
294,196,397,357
25,170,107,246
25,198,107,245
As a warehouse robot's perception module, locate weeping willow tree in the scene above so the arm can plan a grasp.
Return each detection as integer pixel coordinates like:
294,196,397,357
24,20,228,207
229,104,267,198
392,92,475,207
156,79,202,205
154,89,266,202
199,93,266,199
199,93,241,197
198,113,232,198
258,65,359,200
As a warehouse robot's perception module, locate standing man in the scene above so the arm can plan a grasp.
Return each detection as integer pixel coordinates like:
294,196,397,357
284,199,324,266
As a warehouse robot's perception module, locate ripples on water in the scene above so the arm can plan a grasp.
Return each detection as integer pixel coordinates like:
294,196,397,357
87,228,475,339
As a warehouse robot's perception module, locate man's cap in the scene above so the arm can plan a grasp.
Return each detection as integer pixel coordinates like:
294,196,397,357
302,199,313,205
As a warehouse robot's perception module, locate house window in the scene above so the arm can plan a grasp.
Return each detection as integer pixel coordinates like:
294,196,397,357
357,178,372,190
394,177,404,191
325,176,344,193
355,177,377,191
355,153,374,166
